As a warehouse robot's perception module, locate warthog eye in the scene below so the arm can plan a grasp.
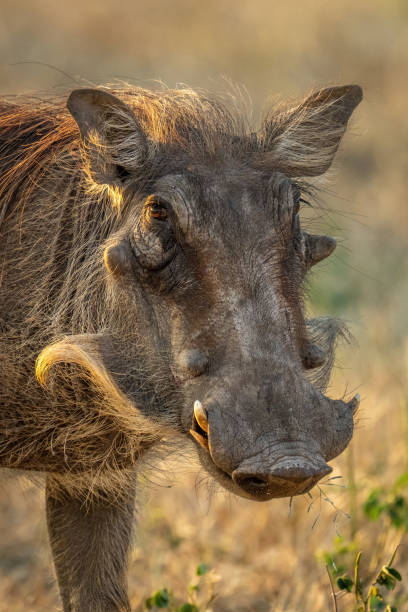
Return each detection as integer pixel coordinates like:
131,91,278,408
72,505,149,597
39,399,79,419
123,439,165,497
130,195,177,273
144,195,169,222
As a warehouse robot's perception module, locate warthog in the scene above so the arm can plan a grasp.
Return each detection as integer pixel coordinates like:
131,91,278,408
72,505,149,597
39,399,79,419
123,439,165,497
0,82,362,610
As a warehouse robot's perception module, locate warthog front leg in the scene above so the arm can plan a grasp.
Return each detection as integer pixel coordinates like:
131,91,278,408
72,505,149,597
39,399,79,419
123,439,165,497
46,476,135,612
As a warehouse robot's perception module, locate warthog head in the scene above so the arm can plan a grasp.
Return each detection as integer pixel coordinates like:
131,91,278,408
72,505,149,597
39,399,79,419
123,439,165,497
65,84,361,501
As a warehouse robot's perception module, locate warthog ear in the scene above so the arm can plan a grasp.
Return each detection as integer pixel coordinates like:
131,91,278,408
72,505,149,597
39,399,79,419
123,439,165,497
261,85,362,177
67,88,149,185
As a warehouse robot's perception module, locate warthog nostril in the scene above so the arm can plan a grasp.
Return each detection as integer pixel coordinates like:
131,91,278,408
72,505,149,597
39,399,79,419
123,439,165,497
234,475,270,491
232,472,271,493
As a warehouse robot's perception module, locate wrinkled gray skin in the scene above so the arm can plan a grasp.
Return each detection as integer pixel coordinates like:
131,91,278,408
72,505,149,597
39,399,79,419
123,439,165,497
106,168,353,501
69,85,362,507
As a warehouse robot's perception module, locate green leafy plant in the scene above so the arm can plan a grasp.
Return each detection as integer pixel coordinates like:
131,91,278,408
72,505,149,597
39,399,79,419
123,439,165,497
146,588,171,609
321,535,359,581
144,563,217,611
332,548,402,611
363,473,408,531
321,468,408,611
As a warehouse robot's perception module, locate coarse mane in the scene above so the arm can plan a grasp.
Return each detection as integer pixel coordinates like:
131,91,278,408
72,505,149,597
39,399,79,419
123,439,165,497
0,81,350,225
0,84,260,371
0,84,254,226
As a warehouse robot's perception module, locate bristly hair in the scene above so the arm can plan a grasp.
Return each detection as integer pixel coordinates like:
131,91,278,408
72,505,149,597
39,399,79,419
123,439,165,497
0,82,357,224
305,317,353,391
0,83,350,498
0,84,254,218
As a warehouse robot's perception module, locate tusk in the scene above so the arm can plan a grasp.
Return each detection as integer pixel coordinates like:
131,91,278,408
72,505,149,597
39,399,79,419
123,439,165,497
190,429,209,450
348,393,360,414
194,400,209,433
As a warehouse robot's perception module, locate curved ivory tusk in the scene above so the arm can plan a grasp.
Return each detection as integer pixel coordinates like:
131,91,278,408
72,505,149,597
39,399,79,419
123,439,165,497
189,429,209,450
348,393,360,415
194,400,209,433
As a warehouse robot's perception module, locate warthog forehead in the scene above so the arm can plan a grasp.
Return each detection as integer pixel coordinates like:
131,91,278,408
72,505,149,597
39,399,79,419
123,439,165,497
152,169,291,241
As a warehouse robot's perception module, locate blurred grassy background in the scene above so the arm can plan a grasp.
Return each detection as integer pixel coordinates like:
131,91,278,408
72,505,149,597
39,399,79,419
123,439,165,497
0,0,407,610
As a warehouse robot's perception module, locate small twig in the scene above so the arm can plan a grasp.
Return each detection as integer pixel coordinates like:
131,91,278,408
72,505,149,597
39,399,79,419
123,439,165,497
288,496,293,517
388,543,399,567
326,564,339,612
312,514,320,530
354,551,364,607
307,497,317,513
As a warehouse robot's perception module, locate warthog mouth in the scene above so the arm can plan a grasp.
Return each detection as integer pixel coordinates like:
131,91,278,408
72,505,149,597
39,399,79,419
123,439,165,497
188,400,333,502
196,448,324,502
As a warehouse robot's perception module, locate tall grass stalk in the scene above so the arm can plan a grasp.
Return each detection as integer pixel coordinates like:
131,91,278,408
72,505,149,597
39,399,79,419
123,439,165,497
347,442,358,539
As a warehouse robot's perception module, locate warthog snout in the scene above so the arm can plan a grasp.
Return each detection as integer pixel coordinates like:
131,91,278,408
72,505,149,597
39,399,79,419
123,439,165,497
188,382,359,501
232,457,332,500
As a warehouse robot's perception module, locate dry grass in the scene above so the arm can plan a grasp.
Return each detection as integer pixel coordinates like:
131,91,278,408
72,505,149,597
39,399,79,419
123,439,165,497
1,0,408,610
